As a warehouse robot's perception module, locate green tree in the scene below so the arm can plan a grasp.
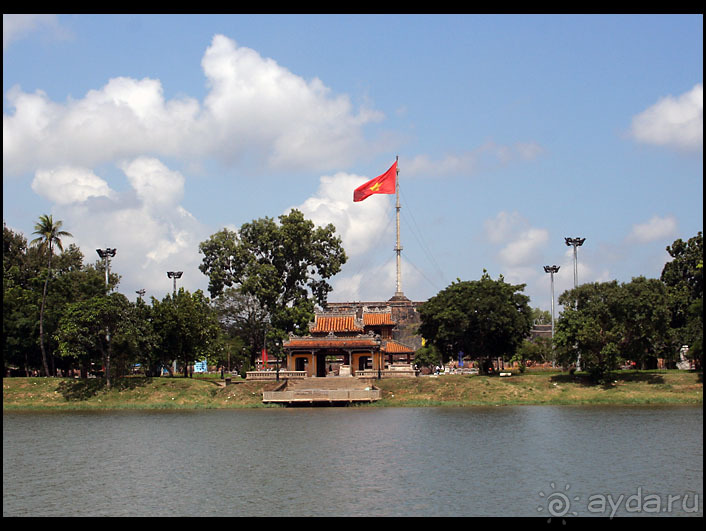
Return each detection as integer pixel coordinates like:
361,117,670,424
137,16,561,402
555,281,623,382
213,287,270,369
661,232,703,366
199,209,347,345
418,272,533,373
531,307,552,325
413,343,442,369
4,223,39,375
151,289,222,377
555,278,672,382
30,214,72,376
55,293,132,388
619,276,671,368
4,224,107,376
113,297,159,377
512,337,553,372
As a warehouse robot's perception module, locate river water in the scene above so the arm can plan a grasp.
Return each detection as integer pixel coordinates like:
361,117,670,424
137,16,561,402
3,406,702,517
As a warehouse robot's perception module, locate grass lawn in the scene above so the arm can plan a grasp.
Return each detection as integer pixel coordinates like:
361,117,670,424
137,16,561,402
3,370,702,410
373,369,702,407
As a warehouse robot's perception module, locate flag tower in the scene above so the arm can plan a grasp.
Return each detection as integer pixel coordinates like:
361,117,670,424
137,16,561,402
353,156,408,300
392,156,406,300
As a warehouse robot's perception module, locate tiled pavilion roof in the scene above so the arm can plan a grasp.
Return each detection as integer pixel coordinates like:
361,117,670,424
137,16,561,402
283,336,379,349
363,312,395,326
309,313,363,333
382,340,414,353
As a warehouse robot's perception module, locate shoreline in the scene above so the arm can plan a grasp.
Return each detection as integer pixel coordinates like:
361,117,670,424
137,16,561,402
3,370,702,411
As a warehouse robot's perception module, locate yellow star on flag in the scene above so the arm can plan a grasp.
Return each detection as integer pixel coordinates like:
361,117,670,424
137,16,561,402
353,160,397,202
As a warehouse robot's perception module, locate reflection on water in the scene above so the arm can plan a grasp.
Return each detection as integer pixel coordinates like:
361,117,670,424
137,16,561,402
3,406,702,517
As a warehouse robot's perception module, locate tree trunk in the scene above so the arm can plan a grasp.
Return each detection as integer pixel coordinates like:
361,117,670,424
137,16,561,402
37,251,52,377
105,329,112,390
99,339,111,390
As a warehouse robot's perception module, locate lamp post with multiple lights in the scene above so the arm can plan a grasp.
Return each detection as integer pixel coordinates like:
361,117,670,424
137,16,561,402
167,271,183,295
564,237,585,288
166,271,183,374
96,248,116,387
96,248,117,290
564,237,586,371
543,265,560,340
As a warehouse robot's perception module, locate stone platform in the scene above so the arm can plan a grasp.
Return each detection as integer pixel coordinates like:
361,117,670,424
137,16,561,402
262,376,381,405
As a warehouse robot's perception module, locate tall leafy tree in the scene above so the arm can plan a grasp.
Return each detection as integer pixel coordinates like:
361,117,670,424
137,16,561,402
199,209,347,344
418,272,533,373
555,281,624,382
151,289,222,377
124,297,160,377
4,223,40,375
555,277,672,382
55,293,132,388
30,215,72,376
619,276,671,368
513,337,553,371
661,232,703,365
213,287,270,368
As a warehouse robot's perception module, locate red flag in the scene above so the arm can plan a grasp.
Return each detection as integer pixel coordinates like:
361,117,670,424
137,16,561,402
353,161,397,202
262,347,268,368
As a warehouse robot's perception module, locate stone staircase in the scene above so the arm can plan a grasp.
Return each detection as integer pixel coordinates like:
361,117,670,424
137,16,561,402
262,376,381,405
285,377,373,391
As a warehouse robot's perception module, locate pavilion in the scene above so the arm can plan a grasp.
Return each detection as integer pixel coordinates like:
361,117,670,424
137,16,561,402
282,305,418,377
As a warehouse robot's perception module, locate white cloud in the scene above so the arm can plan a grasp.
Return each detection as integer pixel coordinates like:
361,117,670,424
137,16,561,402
31,166,114,205
3,14,71,50
3,34,382,176
484,211,549,267
4,33,392,301
201,35,383,170
630,84,703,152
627,215,678,243
120,157,185,211
405,141,544,177
3,78,201,174
292,172,429,301
498,227,549,267
293,172,394,258
483,211,556,308
44,158,210,300
484,211,525,244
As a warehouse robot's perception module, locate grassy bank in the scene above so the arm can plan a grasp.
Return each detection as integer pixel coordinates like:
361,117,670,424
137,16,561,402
3,370,702,410
375,370,703,407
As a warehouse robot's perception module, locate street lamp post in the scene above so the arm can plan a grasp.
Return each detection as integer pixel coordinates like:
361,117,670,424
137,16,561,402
135,288,146,301
96,248,117,289
167,271,183,295
543,265,560,340
96,248,116,387
564,237,585,371
167,272,183,375
564,237,585,288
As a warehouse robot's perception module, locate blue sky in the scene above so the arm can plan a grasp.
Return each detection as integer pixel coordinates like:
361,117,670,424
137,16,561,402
3,14,703,314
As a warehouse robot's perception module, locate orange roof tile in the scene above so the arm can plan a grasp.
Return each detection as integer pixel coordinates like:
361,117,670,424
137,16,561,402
284,337,378,349
310,315,363,333
363,313,395,326
382,340,414,353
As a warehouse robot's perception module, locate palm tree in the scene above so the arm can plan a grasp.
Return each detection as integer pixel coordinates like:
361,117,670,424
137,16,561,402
31,214,73,376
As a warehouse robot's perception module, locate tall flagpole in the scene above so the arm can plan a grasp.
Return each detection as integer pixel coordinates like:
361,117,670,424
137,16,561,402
393,155,405,299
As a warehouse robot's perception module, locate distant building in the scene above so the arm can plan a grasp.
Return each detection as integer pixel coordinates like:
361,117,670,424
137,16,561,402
280,294,423,377
530,323,552,340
